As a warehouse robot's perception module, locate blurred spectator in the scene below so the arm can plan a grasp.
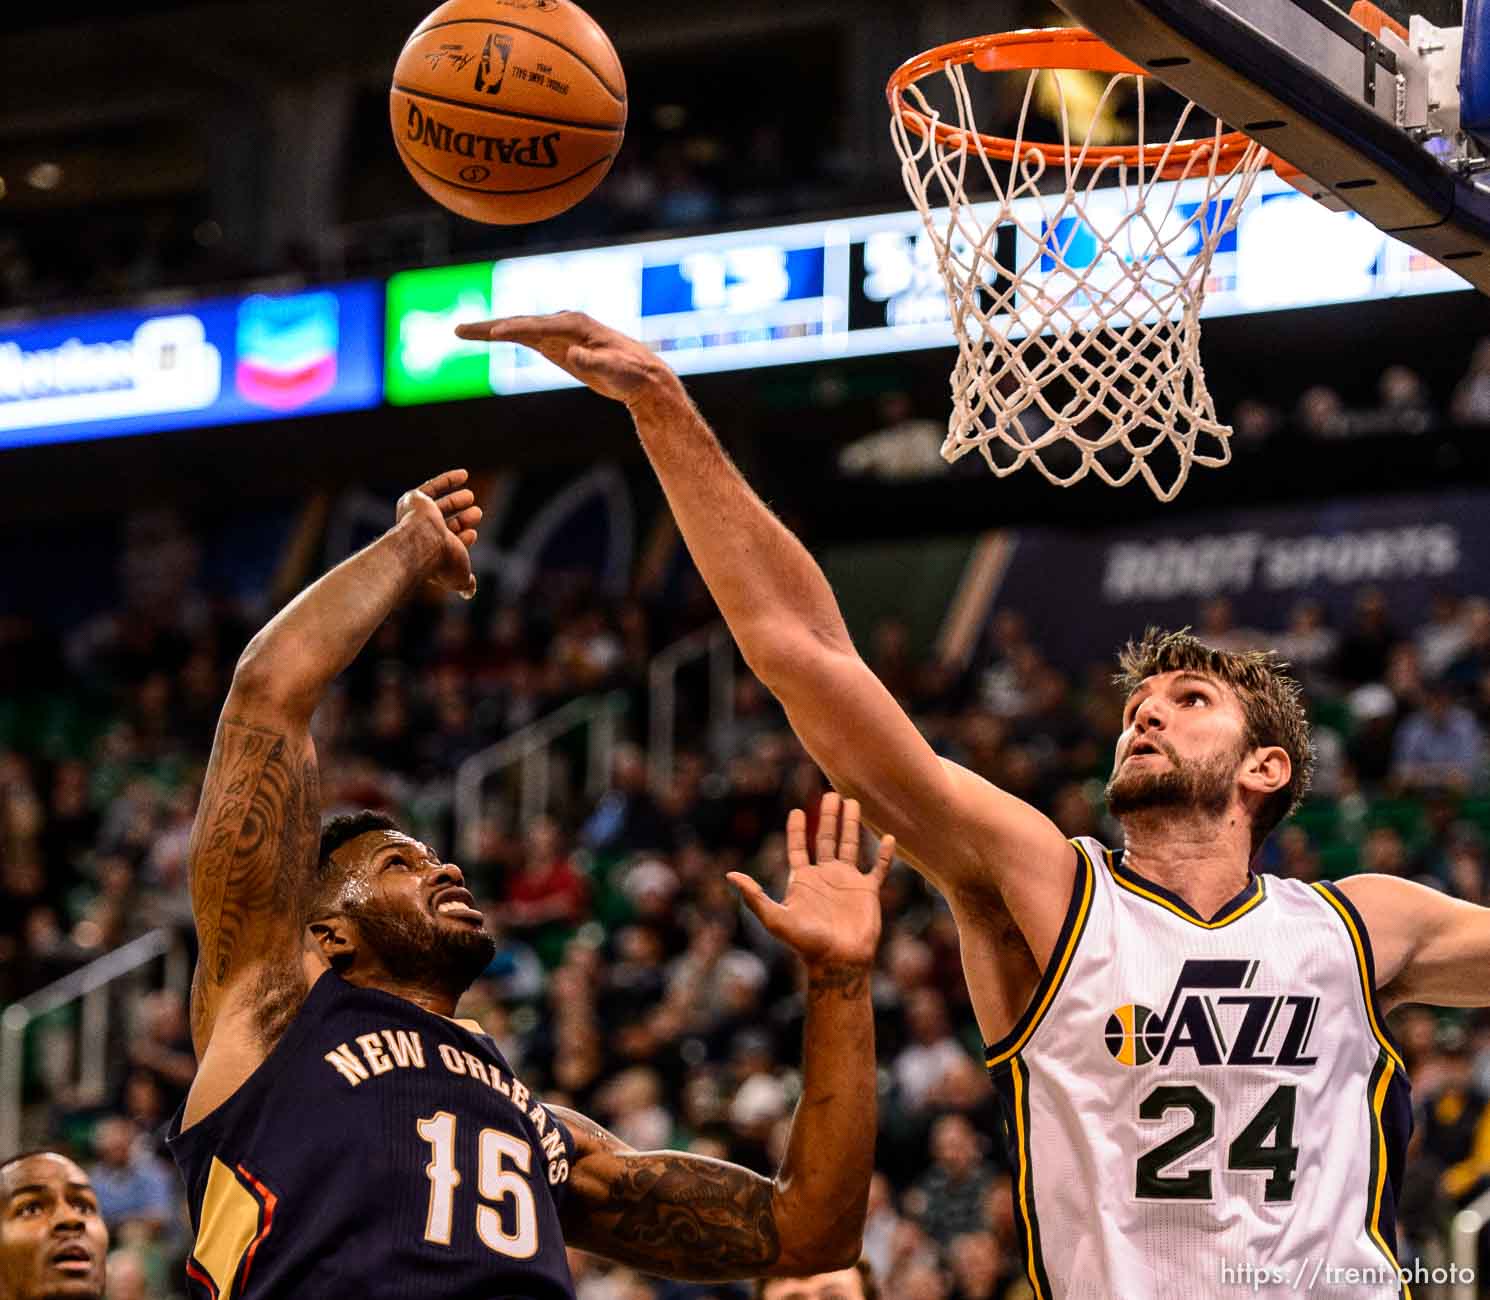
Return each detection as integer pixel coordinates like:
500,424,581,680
1390,679,1485,794
755,1260,879,1298
1231,398,1282,445
1417,592,1473,679
1417,1027,1490,1206
1270,824,1321,882
1361,826,1409,877
121,991,196,1120
1447,599,1490,692
106,1248,152,1300
1273,600,1339,690
905,1115,999,1248
581,744,672,858
894,990,971,1114
1357,365,1436,435
1295,385,1347,437
1335,588,1400,686
1346,683,1401,786
1447,838,1489,906
1451,337,1490,424
860,1171,904,1286
946,1232,1003,1300
838,394,947,482
87,1117,175,1242
1196,598,1265,655
502,816,590,963
595,1066,674,1151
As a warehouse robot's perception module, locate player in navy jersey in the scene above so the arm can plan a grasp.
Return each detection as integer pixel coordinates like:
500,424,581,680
170,468,893,1299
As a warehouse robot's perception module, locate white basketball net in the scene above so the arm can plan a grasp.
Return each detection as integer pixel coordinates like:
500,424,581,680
891,52,1268,501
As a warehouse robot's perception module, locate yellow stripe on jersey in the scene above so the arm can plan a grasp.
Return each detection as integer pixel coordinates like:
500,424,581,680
1106,849,1267,928
193,1157,262,1300
985,842,1095,1070
1368,1054,1410,1299
1009,1056,1047,1300
1310,884,1406,1074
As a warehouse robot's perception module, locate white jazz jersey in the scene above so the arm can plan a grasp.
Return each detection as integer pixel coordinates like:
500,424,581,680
984,838,1411,1300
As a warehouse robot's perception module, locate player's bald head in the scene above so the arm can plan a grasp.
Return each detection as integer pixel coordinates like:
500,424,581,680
0,1152,87,1203
0,1151,107,1300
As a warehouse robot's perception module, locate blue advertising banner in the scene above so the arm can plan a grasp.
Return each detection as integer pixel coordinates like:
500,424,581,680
993,491,1490,673
0,281,382,449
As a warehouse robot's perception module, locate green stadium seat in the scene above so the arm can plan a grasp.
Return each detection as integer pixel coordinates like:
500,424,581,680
1318,841,1361,880
1364,797,1428,850
1290,800,1341,846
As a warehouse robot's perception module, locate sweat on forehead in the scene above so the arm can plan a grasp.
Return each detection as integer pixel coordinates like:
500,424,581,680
336,829,426,865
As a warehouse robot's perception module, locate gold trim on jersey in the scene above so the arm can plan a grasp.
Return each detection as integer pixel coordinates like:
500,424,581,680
1008,1056,1048,1300
1310,884,1406,1073
1366,1053,1411,1299
984,841,1096,1070
1106,849,1268,928
1312,881,1410,1296
191,1157,262,1300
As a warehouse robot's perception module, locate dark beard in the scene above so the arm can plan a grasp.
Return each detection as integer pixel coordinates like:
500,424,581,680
346,902,497,1001
1105,739,1239,819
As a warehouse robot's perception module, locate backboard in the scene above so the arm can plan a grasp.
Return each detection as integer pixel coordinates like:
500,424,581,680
1051,0,1490,290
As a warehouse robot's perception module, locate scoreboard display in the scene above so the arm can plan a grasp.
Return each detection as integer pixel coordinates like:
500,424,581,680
400,169,1468,399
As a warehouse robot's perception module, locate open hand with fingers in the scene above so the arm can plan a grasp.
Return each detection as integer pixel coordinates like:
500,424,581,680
454,312,681,409
394,468,484,600
727,793,894,973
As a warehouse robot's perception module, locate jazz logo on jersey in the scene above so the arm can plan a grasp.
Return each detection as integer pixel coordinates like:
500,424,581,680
1103,959,1319,1069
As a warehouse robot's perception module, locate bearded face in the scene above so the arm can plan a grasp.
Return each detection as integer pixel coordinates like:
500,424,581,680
1105,731,1245,819
341,890,497,1001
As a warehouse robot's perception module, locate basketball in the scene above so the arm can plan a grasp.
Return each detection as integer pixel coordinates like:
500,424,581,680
390,0,626,225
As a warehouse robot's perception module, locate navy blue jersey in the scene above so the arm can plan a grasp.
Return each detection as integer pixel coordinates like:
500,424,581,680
168,972,577,1299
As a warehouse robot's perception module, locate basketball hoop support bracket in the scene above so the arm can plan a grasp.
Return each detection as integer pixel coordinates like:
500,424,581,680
1052,0,1490,284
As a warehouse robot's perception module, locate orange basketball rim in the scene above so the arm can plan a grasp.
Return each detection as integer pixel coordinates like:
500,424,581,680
887,27,1261,182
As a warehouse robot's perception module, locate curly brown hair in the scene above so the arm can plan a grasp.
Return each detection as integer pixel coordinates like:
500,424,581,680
1114,627,1314,855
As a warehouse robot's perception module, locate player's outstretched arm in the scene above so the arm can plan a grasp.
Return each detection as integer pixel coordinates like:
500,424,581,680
1336,873,1490,1008
186,472,483,1057
553,795,889,1280
455,314,1074,963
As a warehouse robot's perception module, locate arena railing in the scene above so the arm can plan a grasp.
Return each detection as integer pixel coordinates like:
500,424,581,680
0,927,190,1157
453,690,628,856
647,623,736,794
1451,1184,1490,1299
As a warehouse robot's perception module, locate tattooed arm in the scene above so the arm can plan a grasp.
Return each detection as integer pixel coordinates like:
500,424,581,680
555,796,891,1279
185,471,483,1064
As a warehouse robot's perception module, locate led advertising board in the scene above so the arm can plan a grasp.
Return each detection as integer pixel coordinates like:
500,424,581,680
384,261,497,406
0,281,383,449
384,169,1469,400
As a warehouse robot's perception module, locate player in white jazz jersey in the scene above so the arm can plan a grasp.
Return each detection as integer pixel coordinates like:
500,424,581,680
458,313,1490,1300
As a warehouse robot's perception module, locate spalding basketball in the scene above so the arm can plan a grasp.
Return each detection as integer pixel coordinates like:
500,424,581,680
390,0,626,224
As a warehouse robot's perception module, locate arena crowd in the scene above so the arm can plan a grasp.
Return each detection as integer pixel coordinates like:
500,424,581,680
4,518,1490,1298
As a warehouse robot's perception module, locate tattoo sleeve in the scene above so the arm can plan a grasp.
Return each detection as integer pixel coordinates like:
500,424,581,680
187,712,318,1047
554,1107,780,1280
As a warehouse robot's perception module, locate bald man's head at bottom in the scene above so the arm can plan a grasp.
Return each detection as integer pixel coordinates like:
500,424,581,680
0,1153,107,1300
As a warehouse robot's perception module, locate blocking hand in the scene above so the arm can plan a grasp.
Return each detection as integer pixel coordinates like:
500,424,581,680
454,312,679,407
727,793,894,972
